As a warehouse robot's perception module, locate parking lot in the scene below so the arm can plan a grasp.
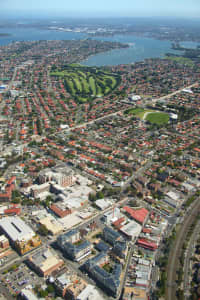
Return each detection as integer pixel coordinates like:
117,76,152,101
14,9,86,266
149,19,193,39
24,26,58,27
1,262,44,297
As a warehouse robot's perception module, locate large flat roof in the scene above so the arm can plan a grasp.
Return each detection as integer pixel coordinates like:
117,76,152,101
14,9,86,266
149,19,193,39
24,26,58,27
120,221,142,239
21,289,39,300
0,216,35,242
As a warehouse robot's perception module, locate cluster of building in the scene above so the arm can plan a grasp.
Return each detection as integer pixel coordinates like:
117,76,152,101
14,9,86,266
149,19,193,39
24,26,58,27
0,37,199,147
0,176,16,202
0,37,200,299
57,229,92,262
0,216,41,255
28,247,64,277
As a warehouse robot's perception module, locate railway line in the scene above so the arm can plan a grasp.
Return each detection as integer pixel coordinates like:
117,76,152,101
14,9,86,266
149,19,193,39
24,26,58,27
166,198,200,300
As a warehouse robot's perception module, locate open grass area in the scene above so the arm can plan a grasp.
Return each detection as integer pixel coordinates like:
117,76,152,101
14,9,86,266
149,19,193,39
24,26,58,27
74,239,84,246
126,108,153,119
51,64,121,103
126,107,169,125
126,107,145,117
146,112,169,125
102,263,113,273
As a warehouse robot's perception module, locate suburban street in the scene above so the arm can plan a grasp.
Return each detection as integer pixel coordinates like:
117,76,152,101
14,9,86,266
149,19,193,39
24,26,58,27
60,81,199,134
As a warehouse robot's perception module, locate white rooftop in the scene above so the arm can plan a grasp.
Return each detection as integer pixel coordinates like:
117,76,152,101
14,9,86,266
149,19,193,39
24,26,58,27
166,191,179,201
120,220,142,240
0,216,35,242
21,289,39,300
57,273,71,287
96,198,112,210
58,212,81,230
77,284,104,300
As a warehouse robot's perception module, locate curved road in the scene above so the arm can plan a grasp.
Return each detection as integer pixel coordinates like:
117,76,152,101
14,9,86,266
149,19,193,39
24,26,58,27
166,198,200,300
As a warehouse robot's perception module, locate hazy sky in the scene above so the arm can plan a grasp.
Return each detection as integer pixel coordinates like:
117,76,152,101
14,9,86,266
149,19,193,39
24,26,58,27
1,0,200,18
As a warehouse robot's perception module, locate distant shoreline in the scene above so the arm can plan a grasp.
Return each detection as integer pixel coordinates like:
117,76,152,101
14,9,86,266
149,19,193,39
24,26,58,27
0,33,11,37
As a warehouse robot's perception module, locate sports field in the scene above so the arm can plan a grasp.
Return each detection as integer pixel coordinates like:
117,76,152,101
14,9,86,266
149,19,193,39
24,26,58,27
51,64,121,103
145,112,169,125
126,108,169,125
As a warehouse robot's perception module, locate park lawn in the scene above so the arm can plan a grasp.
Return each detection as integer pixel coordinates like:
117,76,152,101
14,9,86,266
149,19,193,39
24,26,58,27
146,112,169,125
127,108,144,115
127,108,152,118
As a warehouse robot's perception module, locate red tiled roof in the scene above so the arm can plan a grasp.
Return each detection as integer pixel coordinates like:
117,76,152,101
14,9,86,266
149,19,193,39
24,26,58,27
7,176,16,185
50,204,71,218
137,238,158,250
142,228,152,234
4,207,21,215
123,206,149,224
113,217,125,227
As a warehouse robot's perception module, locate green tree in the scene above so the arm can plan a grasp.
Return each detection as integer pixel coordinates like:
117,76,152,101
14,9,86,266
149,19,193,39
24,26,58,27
38,224,48,236
96,191,104,199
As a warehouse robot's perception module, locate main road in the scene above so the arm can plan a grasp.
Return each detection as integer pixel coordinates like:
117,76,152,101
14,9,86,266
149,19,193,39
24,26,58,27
61,82,199,134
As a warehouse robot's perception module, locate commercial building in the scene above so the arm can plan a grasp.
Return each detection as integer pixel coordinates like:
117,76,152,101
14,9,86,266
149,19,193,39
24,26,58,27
0,217,35,242
95,198,113,210
54,271,86,299
57,230,92,262
58,212,82,230
39,215,63,235
95,241,110,253
137,238,158,251
101,207,121,225
57,229,80,245
61,240,92,262
123,207,149,225
28,247,64,277
20,289,39,300
0,216,41,254
84,252,122,297
113,240,127,259
21,289,39,300
66,279,88,299
50,203,72,218
120,221,142,241
30,182,50,198
39,167,75,188
0,216,35,242
0,204,21,216
123,287,148,300
0,235,9,249
54,270,103,299
54,272,73,298
77,284,104,300
103,226,121,246
4,206,21,216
